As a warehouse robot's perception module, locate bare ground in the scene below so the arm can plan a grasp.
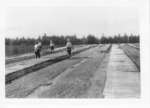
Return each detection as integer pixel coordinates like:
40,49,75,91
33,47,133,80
6,45,111,98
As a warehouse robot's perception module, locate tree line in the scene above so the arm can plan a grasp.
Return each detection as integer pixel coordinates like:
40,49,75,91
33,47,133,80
100,34,139,44
5,33,139,46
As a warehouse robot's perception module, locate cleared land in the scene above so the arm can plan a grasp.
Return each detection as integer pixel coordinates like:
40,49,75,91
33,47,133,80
5,45,84,64
6,44,111,98
5,45,96,84
6,45,51,57
5,44,140,98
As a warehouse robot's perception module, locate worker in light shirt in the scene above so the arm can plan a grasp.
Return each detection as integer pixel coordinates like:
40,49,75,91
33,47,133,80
66,38,73,57
34,41,42,59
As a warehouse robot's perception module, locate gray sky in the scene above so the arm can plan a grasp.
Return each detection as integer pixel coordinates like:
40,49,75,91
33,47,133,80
4,0,139,38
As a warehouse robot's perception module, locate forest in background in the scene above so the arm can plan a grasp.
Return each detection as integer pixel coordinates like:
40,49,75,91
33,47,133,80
5,33,139,56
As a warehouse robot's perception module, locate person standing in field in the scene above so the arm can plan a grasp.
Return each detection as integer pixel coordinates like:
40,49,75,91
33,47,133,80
66,38,73,57
49,40,55,54
34,41,39,59
38,41,42,58
34,41,42,59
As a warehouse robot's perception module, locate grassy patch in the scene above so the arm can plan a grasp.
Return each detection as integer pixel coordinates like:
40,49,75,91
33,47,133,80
120,44,140,71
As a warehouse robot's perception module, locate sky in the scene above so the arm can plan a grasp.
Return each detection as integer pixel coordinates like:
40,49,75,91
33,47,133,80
3,0,140,38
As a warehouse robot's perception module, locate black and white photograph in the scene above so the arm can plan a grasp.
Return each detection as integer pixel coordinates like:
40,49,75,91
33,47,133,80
1,0,150,107
4,0,141,99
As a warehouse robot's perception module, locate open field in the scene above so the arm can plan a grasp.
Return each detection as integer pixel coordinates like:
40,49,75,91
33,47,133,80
5,44,140,98
5,45,66,57
5,45,97,84
6,45,34,57
5,45,85,64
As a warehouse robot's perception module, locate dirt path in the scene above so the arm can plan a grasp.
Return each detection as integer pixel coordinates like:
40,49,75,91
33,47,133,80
103,45,140,98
